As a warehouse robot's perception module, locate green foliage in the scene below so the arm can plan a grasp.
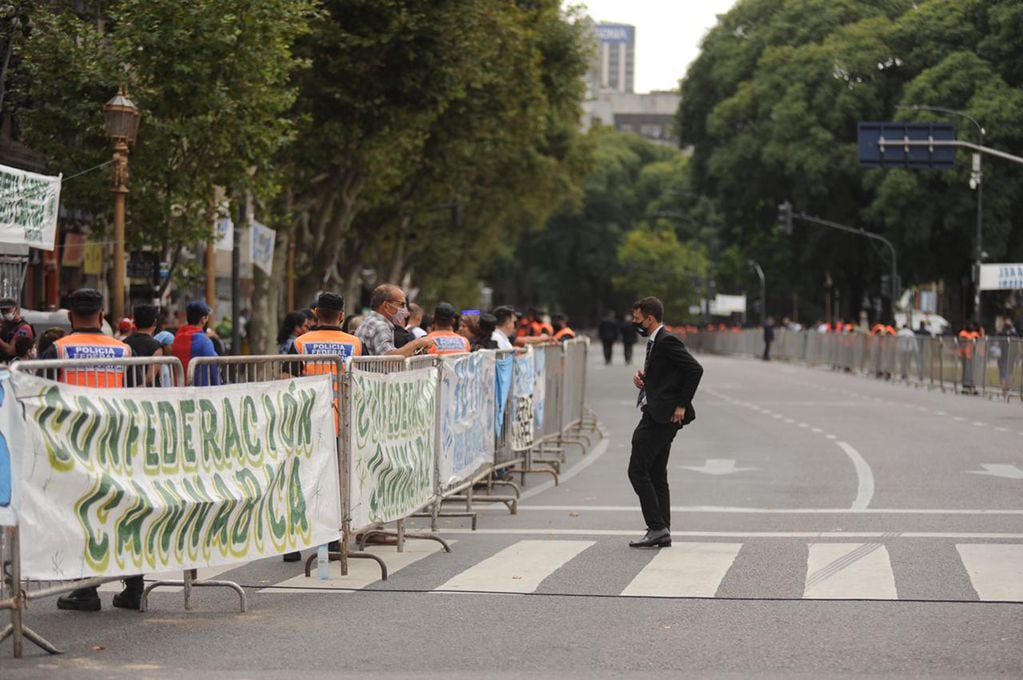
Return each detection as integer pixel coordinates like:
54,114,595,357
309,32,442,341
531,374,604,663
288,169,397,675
613,225,706,322
678,0,1023,326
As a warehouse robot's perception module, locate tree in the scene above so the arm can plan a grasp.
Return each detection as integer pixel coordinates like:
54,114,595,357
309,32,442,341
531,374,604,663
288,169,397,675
613,225,706,322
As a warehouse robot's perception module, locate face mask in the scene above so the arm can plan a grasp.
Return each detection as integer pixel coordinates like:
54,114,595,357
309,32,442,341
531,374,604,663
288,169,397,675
393,307,409,325
1,312,12,322
633,321,649,337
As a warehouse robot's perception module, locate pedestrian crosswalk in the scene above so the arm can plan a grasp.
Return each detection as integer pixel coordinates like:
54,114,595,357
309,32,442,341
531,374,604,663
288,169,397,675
251,539,1023,602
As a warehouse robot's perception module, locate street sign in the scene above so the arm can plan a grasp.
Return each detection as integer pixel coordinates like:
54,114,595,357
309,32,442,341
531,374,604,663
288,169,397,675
858,121,957,168
978,263,1023,291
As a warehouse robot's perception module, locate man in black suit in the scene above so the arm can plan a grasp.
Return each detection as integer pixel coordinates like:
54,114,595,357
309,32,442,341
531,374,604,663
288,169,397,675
628,296,704,548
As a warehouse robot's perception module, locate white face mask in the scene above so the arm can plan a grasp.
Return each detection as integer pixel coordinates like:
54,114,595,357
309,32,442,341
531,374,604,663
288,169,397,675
1,312,13,322
393,306,410,325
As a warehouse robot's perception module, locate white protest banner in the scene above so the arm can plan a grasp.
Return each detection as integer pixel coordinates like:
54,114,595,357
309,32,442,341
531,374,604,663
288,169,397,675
511,349,534,451
12,374,341,579
349,367,437,529
0,163,61,250
214,218,234,252
250,220,276,275
979,263,1023,291
438,352,496,489
0,371,21,527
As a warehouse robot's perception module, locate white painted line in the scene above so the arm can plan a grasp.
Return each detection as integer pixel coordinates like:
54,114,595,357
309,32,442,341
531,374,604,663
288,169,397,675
826,434,837,440
836,441,874,510
100,563,240,593
957,544,1023,601
438,540,593,593
772,414,783,419
995,427,1009,432
784,418,795,424
972,421,987,427
953,416,966,422
259,540,449,593
622,542,742,598
936,410,947,416
798,423,809,428
513,505,1023,515
518,436,610,501
441,528,1023,539
804,543,896,600
812,428,822,433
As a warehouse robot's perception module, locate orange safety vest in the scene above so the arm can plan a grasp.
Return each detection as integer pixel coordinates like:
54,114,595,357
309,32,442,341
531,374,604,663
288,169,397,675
553,327,576,341
958,330,980,358
294,327,363,375
427,330,471,355
54,332,132,387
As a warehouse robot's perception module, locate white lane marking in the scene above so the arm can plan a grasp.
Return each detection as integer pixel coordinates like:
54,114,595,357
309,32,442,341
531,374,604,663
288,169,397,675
836,441,874,510
259,540,449,593
812,428,823,433
953,416,965,422
99,564,240,593
956,545,1023,601
772,414,783,419
784,418,795,424
995,427,1009,432
437,540,592,593
798,423,809,428
441,528,1023,539
826,434,837,440
804,543,897,600
518,436,609,501
936,410,947,416
622,542,742,598
513,505,1023,515
972,421,987,427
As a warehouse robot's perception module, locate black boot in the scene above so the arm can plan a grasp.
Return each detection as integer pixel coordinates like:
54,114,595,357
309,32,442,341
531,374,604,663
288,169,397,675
282,551,302,562
57,586,101,612
113,576,144,610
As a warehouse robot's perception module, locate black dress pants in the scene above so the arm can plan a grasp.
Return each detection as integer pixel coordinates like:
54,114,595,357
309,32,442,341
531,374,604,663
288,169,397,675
628,410,680,531
602,340,614,364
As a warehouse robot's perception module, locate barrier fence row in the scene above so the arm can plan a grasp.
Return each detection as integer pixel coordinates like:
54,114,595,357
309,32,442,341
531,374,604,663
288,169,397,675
0,339,597,657
690,329,1023,400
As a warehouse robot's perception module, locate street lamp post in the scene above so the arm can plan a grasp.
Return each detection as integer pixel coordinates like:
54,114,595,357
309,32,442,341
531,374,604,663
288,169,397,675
103,87,141,321
898,104,984,324
748,260,766,325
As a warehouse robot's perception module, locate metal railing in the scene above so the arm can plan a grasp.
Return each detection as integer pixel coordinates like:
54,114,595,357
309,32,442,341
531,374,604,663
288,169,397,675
694,328,1023,402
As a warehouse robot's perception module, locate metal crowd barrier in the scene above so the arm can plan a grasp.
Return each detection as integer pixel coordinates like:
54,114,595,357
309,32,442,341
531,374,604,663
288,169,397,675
3,356,187,657
697,328,1023,401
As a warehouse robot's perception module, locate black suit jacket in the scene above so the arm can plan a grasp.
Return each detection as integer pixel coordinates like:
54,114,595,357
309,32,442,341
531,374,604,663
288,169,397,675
641,329,704,426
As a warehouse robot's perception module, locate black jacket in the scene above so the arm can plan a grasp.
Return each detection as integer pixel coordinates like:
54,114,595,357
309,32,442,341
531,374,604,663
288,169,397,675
641,329,703,426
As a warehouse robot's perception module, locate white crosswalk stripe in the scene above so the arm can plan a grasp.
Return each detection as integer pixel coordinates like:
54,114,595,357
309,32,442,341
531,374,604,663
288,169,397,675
248,538,1023,601
803,543,897,599
622,542,742,598
437,540,593,593
956,544,1023,601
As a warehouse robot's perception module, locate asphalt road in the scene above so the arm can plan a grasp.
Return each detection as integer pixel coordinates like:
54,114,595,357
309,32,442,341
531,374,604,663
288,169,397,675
5,344,1023,678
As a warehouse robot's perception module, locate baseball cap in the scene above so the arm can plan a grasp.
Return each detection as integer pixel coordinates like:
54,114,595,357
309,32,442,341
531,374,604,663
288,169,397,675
67,288,104,315
315,292,345,312
434,302,457,323
186,300,211,316
0,297,16,311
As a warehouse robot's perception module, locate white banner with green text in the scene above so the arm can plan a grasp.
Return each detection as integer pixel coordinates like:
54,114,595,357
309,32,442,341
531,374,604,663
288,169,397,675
349,367,437,530
11,373,342,580
0,163,61,250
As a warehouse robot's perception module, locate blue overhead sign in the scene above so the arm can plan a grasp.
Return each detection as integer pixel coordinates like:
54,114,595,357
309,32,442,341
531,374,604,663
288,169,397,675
858,122,957,168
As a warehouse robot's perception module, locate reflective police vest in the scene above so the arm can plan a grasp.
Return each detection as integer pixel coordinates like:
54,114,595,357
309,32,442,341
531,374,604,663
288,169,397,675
427,330,471,355
553,327,576,341
54,332,132,387
294,327,363,375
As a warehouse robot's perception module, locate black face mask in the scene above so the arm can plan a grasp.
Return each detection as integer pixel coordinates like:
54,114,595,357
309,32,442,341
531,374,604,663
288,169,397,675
633,321,649,337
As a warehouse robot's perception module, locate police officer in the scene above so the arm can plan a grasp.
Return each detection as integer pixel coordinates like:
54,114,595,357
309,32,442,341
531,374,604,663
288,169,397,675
282,291,360,562
48,288,143,611
552,314,576,341
426,303,471,354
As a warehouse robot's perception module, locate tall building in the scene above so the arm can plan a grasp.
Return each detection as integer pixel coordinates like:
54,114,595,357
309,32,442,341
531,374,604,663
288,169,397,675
589,23,635,95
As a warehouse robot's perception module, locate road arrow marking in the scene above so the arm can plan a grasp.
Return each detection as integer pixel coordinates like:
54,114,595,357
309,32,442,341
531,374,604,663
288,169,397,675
966,464,1023,480
680,459,757,476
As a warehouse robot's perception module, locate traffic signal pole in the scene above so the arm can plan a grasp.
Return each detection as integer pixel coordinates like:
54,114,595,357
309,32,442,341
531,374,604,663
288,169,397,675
779,203,899,323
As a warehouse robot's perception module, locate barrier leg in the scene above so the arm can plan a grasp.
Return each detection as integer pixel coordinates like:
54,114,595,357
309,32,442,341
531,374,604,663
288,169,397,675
1,527,61,657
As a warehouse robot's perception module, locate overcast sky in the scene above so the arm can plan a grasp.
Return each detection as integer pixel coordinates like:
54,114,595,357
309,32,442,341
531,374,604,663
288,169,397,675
569,0,739,93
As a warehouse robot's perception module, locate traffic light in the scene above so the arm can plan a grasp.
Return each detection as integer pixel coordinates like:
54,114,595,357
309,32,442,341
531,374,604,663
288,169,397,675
777,201,793,235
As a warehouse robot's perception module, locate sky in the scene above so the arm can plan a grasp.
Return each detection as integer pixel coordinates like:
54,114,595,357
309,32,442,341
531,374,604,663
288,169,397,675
568,0,739,93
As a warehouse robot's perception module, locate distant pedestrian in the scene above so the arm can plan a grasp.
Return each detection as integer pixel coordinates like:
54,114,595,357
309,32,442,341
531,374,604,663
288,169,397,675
597,311,618,365
762,316,775,361
620,314,637,365
995,319,1019,393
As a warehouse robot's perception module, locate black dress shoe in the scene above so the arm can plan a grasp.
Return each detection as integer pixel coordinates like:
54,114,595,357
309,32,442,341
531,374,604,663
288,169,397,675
629,528,671,548
282,551,302,562
57,587,101,612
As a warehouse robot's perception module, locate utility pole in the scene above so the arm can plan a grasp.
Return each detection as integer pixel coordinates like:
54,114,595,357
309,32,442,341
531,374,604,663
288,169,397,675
748,260,766,325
